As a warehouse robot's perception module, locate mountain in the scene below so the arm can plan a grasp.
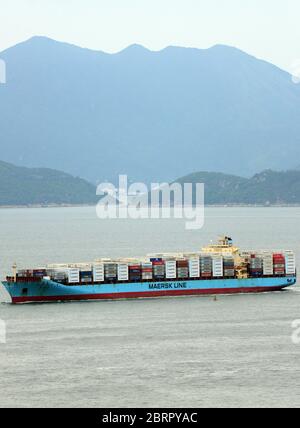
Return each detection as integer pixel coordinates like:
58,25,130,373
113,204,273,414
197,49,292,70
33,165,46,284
0,160,96,206
176,170,300,204
1,158,300,206
1,37,300,183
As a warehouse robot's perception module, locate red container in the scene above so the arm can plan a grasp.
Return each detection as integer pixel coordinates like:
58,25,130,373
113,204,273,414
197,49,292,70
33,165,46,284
177,261,189,267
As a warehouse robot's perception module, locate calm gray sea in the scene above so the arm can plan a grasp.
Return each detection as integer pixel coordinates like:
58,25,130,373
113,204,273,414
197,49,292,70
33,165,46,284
0,206,300,408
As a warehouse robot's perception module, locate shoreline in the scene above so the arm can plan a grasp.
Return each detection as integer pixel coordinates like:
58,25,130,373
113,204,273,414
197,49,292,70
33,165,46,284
1,203,300,209
0,203,96,209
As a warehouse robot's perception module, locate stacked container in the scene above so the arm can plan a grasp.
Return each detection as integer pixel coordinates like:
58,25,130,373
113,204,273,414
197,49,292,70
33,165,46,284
223,256,235,277
18,269,34,278
80,270,93,283
153,260,165,280
141,262,153,281
93,264,104,282
118,264,129,281
212,256,224,278
33,269,47,278
68,268,80,284
18,268,47,279
262,253,274,276
249,255,263,277
177,259,189,279
273,254,286,276
200,256,213,278
165,260,177,279
285,251,296,276
47,269,68,282
129,264,142,281
46,268,68,282
189,257,200,278
104,263,118,281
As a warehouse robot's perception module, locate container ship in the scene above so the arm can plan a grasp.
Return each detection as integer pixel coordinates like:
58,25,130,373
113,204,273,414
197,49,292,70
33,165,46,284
1,237,297,304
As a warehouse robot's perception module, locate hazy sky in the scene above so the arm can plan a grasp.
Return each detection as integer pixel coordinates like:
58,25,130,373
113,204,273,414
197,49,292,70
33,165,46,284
1,0,299,72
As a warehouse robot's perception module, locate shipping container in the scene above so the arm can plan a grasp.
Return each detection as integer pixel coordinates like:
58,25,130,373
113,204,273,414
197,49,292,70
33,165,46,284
200,256,213,273
165,260,177,279
273,253,286,276
104,263,118,280
93,264,104,282
261,252,274,276
80,270,93,283
285,251,296,275
129,264,142,281
189,257,200,278
118,264,129,281
68,268,80,284
224,268,235,277
32,269,47,278
142,272,153,280
213,256,223,278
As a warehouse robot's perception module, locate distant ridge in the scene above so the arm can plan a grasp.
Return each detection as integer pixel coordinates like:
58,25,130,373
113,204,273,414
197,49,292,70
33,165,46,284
176,169,300,205
1,158,300,206
1,37,300,183
0,160,96,206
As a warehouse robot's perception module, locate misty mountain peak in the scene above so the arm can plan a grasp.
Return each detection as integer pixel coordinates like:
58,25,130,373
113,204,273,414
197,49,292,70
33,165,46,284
1,37,300,183
117,44,151,55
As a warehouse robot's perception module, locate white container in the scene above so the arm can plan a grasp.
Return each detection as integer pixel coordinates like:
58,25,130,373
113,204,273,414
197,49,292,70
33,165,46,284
68,268,80,284
165,260,177,279
142,262,153,268
189,257,200,278
262,253,274,276
118,264,129,281
142,273,153,280
93,264,104,282
213,256,223,277
263,267,274,276
285,251,296,275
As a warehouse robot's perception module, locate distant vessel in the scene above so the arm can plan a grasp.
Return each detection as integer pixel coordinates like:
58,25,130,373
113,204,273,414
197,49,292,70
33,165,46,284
1,237,296,304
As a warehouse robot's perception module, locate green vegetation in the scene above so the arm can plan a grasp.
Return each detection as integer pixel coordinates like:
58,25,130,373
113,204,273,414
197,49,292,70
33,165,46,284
1,160,300,207
176,170,300,205
0,161,97,206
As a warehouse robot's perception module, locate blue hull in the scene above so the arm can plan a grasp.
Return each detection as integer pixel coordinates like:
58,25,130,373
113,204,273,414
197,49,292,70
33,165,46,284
1,276,297,304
